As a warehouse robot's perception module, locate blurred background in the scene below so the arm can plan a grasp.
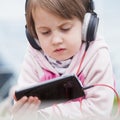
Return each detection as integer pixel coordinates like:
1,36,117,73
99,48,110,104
0,0,120,119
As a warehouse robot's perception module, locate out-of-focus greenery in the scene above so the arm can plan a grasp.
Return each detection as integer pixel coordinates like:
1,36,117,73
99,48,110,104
111,96,120,120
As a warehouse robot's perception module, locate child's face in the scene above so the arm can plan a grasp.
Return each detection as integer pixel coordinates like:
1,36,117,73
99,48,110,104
33,8,83,61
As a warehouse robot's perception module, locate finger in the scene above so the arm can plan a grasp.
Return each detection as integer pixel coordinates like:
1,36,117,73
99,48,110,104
32,97,41,105
16,96,39,117
25,97,41,118
19,96,39,112
12,96,28,113
12,97,41,120
28,97,41,110
13,96,35,117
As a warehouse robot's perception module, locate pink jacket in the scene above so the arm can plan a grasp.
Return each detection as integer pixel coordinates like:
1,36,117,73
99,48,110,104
17,37,114,120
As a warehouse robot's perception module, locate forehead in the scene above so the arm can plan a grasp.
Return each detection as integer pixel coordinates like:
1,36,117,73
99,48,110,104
32,7,76,28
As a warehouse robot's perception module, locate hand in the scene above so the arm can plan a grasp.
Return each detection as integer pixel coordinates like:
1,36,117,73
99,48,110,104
11,96,41,120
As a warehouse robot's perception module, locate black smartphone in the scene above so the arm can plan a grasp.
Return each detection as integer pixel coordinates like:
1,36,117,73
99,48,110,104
15,74,85,108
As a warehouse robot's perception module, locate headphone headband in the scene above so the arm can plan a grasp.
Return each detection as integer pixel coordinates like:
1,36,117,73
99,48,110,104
25,0,28,11
89,0,95,11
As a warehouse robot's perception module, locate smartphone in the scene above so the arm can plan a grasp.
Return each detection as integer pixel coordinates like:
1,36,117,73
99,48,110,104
15,74,85,108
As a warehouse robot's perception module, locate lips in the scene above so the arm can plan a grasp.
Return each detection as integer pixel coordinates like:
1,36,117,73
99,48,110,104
54,48,66,53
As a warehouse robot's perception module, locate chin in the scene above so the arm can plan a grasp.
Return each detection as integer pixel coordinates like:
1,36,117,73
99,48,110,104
54,56,73,61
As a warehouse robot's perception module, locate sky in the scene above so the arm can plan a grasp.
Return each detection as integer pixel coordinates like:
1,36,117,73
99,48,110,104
0,0,25,21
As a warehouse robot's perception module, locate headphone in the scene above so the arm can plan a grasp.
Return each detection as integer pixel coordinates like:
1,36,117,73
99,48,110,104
25,0,99,51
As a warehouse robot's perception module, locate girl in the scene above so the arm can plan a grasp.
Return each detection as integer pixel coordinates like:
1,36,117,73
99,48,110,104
11,0,114,120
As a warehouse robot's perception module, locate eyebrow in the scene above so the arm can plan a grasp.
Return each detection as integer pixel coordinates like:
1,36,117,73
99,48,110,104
36,20,73,30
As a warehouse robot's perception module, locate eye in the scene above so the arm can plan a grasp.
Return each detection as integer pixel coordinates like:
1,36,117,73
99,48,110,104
61,27,71,32
41,31,51,35
60,24,72,32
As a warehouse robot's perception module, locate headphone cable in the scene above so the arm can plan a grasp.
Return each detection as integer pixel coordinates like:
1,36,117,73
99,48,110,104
76,41,90,75
83,84,120,119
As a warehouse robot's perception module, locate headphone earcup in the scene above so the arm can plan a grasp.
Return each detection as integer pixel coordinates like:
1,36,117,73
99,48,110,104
82,13,99,42
25,26,41,50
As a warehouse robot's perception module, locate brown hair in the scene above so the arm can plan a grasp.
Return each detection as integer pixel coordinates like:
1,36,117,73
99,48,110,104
25,0,90,39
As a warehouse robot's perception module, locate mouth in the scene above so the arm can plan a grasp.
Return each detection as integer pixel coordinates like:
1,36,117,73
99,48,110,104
54,48,66,53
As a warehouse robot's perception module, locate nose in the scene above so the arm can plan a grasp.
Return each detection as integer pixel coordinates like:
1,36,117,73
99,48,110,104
51,32,63,45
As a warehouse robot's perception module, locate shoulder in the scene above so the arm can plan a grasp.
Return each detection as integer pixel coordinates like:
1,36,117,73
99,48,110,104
81,37,114,85
25,44,41,58
19,45,45,80
82,36,112,73
90,37,111,63
17,45,59,89
24,44,46,65
90,36,109,53
87,36,110,60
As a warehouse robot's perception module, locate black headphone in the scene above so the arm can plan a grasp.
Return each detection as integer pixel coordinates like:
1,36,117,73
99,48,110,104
25,0,99,51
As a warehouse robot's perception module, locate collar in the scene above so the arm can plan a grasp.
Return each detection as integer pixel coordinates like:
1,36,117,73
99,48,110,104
45,54,72,74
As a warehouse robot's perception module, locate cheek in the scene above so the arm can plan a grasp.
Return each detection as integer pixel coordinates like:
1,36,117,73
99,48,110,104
68,30,82,46
69,25,82,41
38,39,52,55
68,32,82,53
37,37,46,50
72,39,82,51
39,41,48,51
